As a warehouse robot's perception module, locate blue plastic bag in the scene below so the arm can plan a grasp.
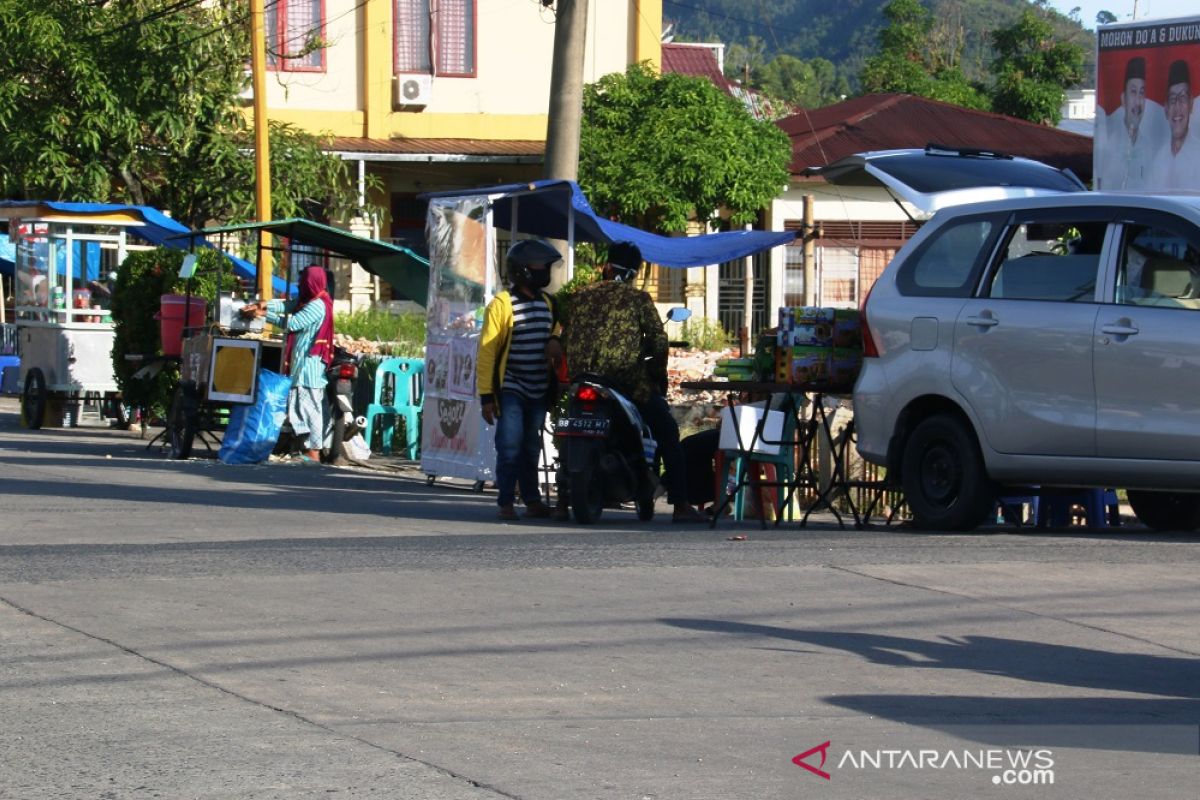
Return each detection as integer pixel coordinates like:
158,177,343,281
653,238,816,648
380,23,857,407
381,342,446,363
218,370,290,465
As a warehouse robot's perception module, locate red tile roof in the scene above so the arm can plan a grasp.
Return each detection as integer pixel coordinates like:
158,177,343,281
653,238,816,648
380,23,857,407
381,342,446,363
661,43,733,93
779,94,1094,182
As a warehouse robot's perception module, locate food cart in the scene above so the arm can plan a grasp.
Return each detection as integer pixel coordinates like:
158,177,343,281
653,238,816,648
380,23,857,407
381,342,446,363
4,202,200,429
163,218,428,460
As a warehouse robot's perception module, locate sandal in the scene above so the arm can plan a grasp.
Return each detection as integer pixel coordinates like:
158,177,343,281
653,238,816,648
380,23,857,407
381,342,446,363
672,507,709,524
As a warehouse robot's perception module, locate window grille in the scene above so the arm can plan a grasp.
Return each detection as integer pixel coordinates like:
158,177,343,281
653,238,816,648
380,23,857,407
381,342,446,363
268,0,324,72
396,0,475,77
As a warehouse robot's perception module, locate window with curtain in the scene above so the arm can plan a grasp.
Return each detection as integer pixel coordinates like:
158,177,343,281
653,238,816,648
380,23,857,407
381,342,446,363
267,0,325,72
395,0,476,77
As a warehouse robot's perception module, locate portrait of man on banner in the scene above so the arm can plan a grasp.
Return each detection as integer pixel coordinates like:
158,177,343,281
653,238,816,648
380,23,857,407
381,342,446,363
1095,18,1200,193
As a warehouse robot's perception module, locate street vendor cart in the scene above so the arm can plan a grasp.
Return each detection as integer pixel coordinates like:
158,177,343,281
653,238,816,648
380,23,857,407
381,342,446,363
163,218,428,460
5,202,195,429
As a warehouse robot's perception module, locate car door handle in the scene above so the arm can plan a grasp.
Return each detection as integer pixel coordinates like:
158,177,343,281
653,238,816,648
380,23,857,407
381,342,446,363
965,315,999,328
1100,323,1139,336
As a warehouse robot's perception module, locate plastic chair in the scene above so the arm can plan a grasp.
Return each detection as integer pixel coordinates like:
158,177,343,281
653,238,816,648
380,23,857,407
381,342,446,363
364,357,424,458
714,395,801,524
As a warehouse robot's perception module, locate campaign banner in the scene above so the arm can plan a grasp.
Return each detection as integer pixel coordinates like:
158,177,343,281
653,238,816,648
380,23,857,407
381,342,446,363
1094,16,1200,191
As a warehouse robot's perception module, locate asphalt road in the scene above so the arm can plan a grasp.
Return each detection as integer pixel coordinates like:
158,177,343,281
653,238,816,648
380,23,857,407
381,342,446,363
1,398,1198,799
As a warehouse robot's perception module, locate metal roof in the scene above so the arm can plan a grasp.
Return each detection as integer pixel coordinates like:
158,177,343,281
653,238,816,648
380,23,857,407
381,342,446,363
328,137,543,163
778,94,1094,183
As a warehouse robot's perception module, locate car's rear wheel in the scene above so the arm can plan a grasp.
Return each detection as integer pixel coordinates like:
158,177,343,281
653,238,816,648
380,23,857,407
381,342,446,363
1126,490,1200,532
901,413,994,531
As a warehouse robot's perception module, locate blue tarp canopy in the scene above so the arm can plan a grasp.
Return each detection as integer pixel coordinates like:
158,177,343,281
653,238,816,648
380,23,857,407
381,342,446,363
0,201,271,289
418,180,797,268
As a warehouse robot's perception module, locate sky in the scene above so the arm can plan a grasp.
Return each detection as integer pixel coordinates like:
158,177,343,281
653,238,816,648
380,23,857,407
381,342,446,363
1050,0,1197,29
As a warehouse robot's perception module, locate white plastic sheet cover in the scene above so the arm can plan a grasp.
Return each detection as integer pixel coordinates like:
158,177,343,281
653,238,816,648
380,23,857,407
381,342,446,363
420,195,497,481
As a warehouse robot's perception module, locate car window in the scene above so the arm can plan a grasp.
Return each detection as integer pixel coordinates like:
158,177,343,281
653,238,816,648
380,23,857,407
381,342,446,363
986,220,1106,302
896,215,1000,297
1114,224,1200,309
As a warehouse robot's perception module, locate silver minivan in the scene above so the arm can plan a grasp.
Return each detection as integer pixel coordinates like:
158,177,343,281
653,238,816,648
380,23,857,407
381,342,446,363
814,147,1200,531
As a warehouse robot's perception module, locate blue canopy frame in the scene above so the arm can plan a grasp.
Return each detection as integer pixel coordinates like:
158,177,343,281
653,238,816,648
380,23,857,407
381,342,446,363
418,179,797,269
0,201,271,290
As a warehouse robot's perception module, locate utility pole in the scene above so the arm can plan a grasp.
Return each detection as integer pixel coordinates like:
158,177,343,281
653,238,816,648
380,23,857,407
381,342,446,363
544,0,588,183
250,0,273,301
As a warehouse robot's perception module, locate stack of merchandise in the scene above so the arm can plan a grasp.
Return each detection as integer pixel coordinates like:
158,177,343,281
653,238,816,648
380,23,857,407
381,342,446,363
774,307,863,389
712,357,757,381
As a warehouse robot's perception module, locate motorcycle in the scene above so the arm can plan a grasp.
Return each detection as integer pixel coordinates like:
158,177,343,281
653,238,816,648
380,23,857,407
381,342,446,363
325,345,363,464
554,308,692,524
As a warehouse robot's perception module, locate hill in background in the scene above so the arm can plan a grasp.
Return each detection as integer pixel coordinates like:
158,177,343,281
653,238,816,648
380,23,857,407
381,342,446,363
662,0,1098,93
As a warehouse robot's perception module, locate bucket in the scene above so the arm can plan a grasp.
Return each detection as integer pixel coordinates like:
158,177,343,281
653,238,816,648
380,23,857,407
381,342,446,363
158,294,208,357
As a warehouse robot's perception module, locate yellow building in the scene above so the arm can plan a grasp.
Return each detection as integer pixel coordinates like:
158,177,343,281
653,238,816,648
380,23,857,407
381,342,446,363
258,0,661,255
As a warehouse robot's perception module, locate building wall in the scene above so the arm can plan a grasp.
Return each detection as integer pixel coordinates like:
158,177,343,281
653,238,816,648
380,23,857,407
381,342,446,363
763,182,919,316
261,0,661,141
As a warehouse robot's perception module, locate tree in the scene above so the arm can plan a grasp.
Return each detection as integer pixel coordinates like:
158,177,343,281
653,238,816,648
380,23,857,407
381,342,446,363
989,9,1085,125
0,0,373,228
1096,10,1118,25
757,55,849,109
859,0,989,110
579,63,791,232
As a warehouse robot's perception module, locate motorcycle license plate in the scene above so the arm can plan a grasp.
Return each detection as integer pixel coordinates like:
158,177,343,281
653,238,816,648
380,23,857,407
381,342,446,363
555,417,610,436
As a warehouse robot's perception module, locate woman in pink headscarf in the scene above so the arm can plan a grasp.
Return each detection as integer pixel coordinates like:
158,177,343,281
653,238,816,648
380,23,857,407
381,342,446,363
245,266,334,462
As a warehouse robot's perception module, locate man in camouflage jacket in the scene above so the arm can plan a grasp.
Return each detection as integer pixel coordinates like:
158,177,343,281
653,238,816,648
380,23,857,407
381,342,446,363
555,242,706,523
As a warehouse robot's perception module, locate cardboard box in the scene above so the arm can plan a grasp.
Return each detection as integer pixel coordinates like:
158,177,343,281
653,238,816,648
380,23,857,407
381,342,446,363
718,403,786,455
777,345,831,385
832,309,862,349
829,347,863,389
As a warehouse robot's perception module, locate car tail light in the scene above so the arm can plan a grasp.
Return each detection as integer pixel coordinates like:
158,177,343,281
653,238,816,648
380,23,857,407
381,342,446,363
860,283,880,358
576,385,599,402
337,364,356,379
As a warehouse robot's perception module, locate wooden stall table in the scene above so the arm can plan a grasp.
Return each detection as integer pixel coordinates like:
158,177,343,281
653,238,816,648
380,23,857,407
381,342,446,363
680,380,896,529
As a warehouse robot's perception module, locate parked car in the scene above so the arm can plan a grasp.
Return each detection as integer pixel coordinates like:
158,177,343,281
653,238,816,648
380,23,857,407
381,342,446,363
813,145,1200,531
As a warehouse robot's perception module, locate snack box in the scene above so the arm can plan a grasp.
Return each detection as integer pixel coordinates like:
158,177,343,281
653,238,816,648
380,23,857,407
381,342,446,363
829,347,864,389
777,306,835,347
775,345,831,385
831,309,862,350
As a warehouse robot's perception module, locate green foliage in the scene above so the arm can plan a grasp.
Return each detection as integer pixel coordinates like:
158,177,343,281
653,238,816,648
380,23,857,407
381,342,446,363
679,317,731,352
755,55,850,109
0,0,379,228
989,9,1085,124
109,248,239,418
580,63,792,233
668,0,1096,96
335,310,427,357
860,0,990,110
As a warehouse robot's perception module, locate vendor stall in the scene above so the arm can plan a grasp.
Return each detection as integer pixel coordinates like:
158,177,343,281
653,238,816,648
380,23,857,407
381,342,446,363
417,180,798,487
163,218,428,460
3,202,229,429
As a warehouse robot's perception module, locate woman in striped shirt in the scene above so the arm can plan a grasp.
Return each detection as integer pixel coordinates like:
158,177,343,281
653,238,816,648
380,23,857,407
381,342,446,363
245,266,334,463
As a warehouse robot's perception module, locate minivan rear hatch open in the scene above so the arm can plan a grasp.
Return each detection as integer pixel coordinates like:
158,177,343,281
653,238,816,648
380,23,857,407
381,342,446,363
803,144,1087,217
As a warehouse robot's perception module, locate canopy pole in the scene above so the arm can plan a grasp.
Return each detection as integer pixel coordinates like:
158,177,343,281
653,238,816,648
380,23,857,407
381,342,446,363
742,223,753,356
566,206,575,282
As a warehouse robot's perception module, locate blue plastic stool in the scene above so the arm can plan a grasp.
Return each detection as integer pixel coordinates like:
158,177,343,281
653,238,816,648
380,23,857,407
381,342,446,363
1035,488,1120,528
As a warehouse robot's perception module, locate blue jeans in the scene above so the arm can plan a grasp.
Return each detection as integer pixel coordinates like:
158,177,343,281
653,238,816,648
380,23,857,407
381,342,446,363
495,390,547,508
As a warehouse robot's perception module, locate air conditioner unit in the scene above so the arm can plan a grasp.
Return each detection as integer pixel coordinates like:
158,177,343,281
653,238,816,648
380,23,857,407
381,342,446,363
396,74,433,109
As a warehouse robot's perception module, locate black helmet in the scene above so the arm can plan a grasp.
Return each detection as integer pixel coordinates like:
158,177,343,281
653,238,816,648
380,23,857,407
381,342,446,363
607,241,641,282
505,239,561,288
